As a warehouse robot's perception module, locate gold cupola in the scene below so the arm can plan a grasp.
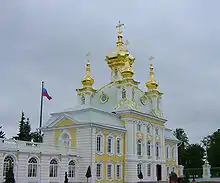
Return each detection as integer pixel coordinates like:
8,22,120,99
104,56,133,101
105,21,135,71
120,60,134,78
81,52,94,87
145,56,159,90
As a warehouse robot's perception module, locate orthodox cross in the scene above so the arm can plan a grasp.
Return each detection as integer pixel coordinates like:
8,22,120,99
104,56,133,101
125,40,129,51
116,21,124,33
86,52,91,63
149,56,154,64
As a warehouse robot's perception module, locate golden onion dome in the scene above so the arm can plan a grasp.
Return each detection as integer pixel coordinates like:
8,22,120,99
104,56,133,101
120,60,134,78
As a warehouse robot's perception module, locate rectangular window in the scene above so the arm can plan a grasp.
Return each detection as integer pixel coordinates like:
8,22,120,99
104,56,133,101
147,164,151,177
116,138,121,154
96,164,101,178
137,124,141,131
172,147,175,160
167,146,170,159
107,138,112,153
107,164,112,179
96,136,101,152
116,164,121,179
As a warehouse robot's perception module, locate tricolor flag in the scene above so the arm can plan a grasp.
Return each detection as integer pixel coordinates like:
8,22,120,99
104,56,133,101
42,88,52,100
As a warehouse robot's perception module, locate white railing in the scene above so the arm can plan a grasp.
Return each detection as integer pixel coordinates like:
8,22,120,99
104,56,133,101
0,138,77,155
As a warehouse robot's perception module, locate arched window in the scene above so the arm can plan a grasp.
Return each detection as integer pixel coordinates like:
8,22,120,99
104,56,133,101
147,140,151,156
137,163,142,175
156,142,159,158
28,157,38,177
3,156,14,176
137,140,142,156
49,159,58,177
68,160,75,178
122,89,126,99
107,135,114,154
60,133,70,147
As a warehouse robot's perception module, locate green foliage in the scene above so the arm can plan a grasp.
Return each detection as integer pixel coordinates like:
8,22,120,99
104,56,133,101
202,129,220,167
185,144,205,169
31,131,43,143
174,128,189,166
4,166,15,183
0,126,5,138
16,112,32,141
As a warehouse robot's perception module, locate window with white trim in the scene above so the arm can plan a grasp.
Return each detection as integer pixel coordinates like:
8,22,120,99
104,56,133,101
96,136,101,153
137,163,142,175
137,124,141,131
116,137,121,155
107,164,112,179
116,164,121,179
156,142,159,158
172,167,175,173
28,157,38,177
68,160,75,178
166,146,170,160
107,135,114,154
147,164,151,177
49,159,58,177
172,147,175,160
137,140,142,156
3,156,14,176
147,140,151,156
96,164,101,178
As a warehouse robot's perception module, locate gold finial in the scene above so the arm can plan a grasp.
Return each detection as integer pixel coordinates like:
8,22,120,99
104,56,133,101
125,40,129,51
145,56,158,90
81,52,94,87
116,21,124,50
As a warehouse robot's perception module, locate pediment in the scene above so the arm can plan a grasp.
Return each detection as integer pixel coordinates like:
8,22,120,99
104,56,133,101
47,114,78,128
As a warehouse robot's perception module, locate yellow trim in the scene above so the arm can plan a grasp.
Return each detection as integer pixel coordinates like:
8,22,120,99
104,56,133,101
120,113,164,126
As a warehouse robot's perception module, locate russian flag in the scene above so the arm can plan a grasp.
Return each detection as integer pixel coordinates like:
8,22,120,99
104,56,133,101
42,88,52,100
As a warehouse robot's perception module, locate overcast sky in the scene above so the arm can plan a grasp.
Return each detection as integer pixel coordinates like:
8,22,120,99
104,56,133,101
0,1,219,143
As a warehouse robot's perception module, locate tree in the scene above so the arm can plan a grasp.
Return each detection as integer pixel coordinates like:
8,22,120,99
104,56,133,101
184,144,205,169
173,128,189,166
31,131,43,143
4,166,15,183
202,129,220,167
16,112,32,141
0,126,5,138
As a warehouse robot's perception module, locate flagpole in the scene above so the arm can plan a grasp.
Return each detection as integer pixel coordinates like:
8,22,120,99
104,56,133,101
39,81,44,134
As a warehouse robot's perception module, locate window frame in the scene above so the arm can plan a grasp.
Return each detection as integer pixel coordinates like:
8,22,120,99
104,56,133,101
96,132,104,155
116,136,122,156
106,134,114,155
166,145,170,160
156,142,159,158
49,159,58,178
147,164,151,177
122,88,126,99
172,146,175,160
116,163,122,179
137,124,141,132
68,160,76,178
137,139,142,156
137,163,142,175
106,162,113,180
96,163,101,179
147,140,151,157
28,157,38,178
3,156,14,177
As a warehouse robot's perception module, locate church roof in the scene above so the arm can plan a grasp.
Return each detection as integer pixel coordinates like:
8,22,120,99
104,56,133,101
165,128,180,142
43,104,125,130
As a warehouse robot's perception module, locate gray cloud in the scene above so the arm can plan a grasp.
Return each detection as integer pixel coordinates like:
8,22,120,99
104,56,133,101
0,0,219,143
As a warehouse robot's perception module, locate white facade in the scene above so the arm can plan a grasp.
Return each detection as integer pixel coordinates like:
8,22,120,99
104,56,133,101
0,23,180,183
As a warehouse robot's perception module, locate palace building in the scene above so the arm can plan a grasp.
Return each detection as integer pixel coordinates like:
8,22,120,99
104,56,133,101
0,22,180,183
